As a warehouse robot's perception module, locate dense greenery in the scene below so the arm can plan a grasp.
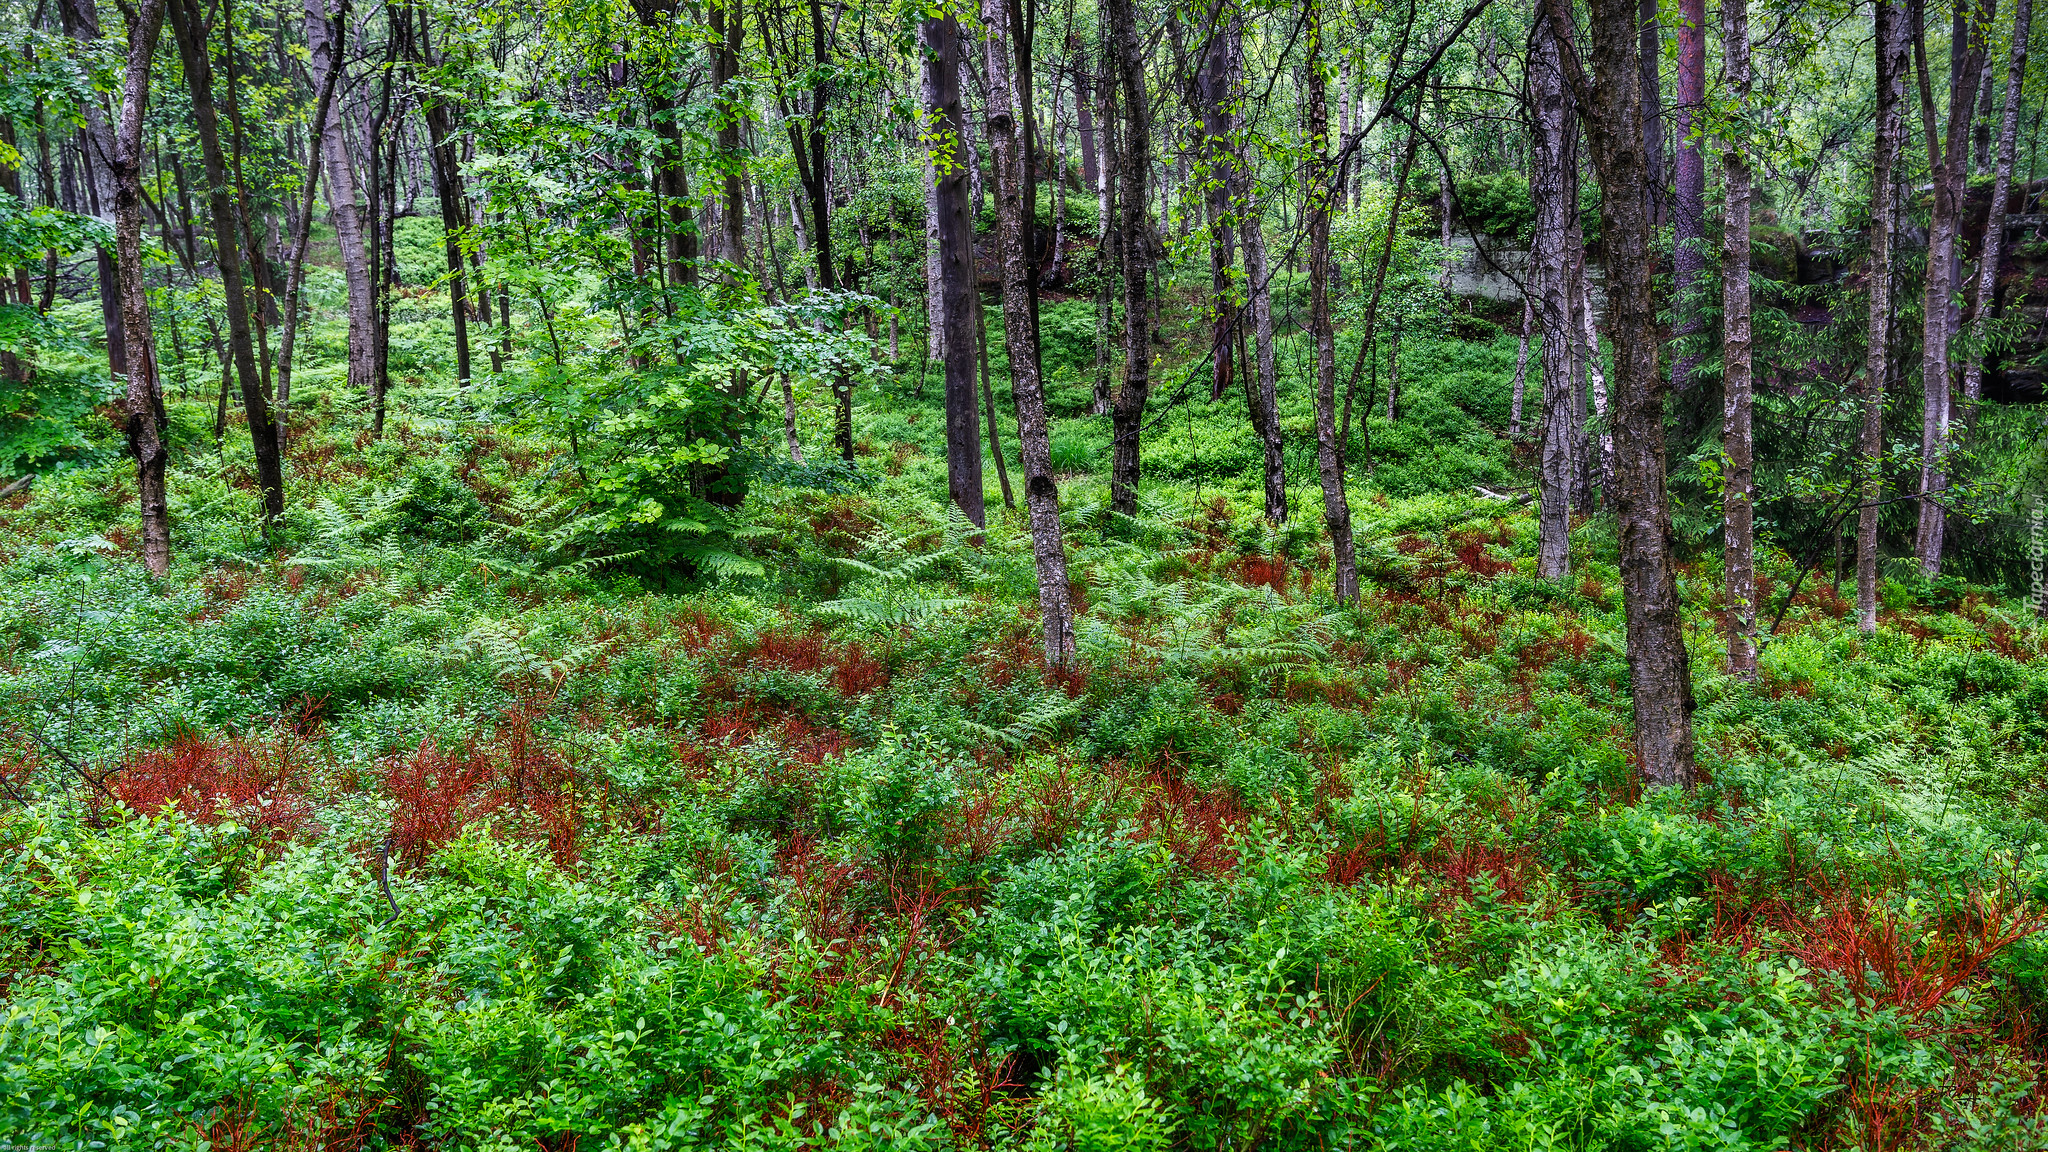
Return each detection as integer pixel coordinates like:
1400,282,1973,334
2,288,2046,1145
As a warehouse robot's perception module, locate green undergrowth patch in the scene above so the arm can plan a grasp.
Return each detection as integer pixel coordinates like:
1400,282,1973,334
1,354,2047,1148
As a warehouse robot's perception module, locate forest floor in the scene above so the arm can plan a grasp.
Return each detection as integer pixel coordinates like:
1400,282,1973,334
3,289,2048,1149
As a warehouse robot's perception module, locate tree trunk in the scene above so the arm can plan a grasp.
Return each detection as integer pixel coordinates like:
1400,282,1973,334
1960,0,2031,436
1092,44,1119,417
1241,184,1285,522
1073,34,1099,189
975,301,1015,508
1913,0,1994,575
1530,15,1578,580
1510,293,1532,437
275,0,348,450
982,0,1077,667
1105,0,1152,516
927,15,985,529
782,372,802,461
1638,0,1664,222
307,0,375,406
417,15,473,389
1543,0,1698,788
59,0,128,379
1197,17,1239,402
714,0,745,271
1860,0,1909,632
1721,0,1756,679
923,53,945,362
169,0,284,525
1670,0,1706,390
108,0,173,575
1305,0,1358,604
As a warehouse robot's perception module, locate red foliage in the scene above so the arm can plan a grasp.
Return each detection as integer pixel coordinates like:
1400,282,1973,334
1771,889,2044,1028
383,706,579,869
1221,555,1307,597
1138,773,1246,876
110,735,317,841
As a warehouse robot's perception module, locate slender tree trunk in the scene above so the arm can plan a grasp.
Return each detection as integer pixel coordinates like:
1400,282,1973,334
1073,34,1099,189
1721,0,1756,679
714,0,745,271
1105,0,1153,516
59,0,128,378
417,15,473,389
1530,16,1578,580
169,0,284,525
976,301,1015,509
1305,0,1358,604
275,0,347,451
1913,0,1994,574
1510,292,1532,437
1578,251,1612,502
1670,0,1706,390
1198,17,1239,401
1241,187,1285,522
307,0,375,405
1092,47,1119,416
928,15,985,529
982,0,1077,667
782,372,803,461
1861,0,1909,632
1543,0,1698,787
108,0,173,575
1960,0,2031,434
1638,0,1664,223
923,54,946,362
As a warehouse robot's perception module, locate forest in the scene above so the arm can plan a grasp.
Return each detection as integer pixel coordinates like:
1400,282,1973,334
2,0,2048,1141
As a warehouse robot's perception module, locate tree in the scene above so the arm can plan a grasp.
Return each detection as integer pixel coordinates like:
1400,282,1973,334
167,0,285,526
1858,0,1909,634
1721,0,1755,678
1306,0,1359,604
1911,0,1994,574
1542,0,1698,787
982,0,1078,668
1104,0,1153,516
1529,13,1578,580
926,15,983,530
107,0,172,574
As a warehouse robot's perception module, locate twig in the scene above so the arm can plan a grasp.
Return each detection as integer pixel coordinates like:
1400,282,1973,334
377,835,403,921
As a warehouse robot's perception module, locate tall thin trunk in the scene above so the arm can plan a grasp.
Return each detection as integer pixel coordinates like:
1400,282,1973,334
928,15,985,528
1543,0,1698,787
1092,45,1119,416
976,302,1014,509
1198,16,1239,401
1913,0,1994,574
169,0,284,525
714,0,746,271
1721,0,1756,678
417,14,473,388
982,0,1076,667
1510,292,1532,437
923,52,945,362
108,0,173,575
1670,0,1706,390
1073,34,1099,188
1578,249,1612,503
1861,0,1909,632
308,0,374,405
782,372,803,461
1105,0,1152,516
59,0,128,378
276,0,348,449
1638,0,1664,222
1961,0,2032,425
1530,15,1578,580
1306,0,1358,604
1241,185,1284,522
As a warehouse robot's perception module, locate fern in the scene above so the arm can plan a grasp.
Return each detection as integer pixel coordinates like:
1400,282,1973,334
961,693,1082,750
